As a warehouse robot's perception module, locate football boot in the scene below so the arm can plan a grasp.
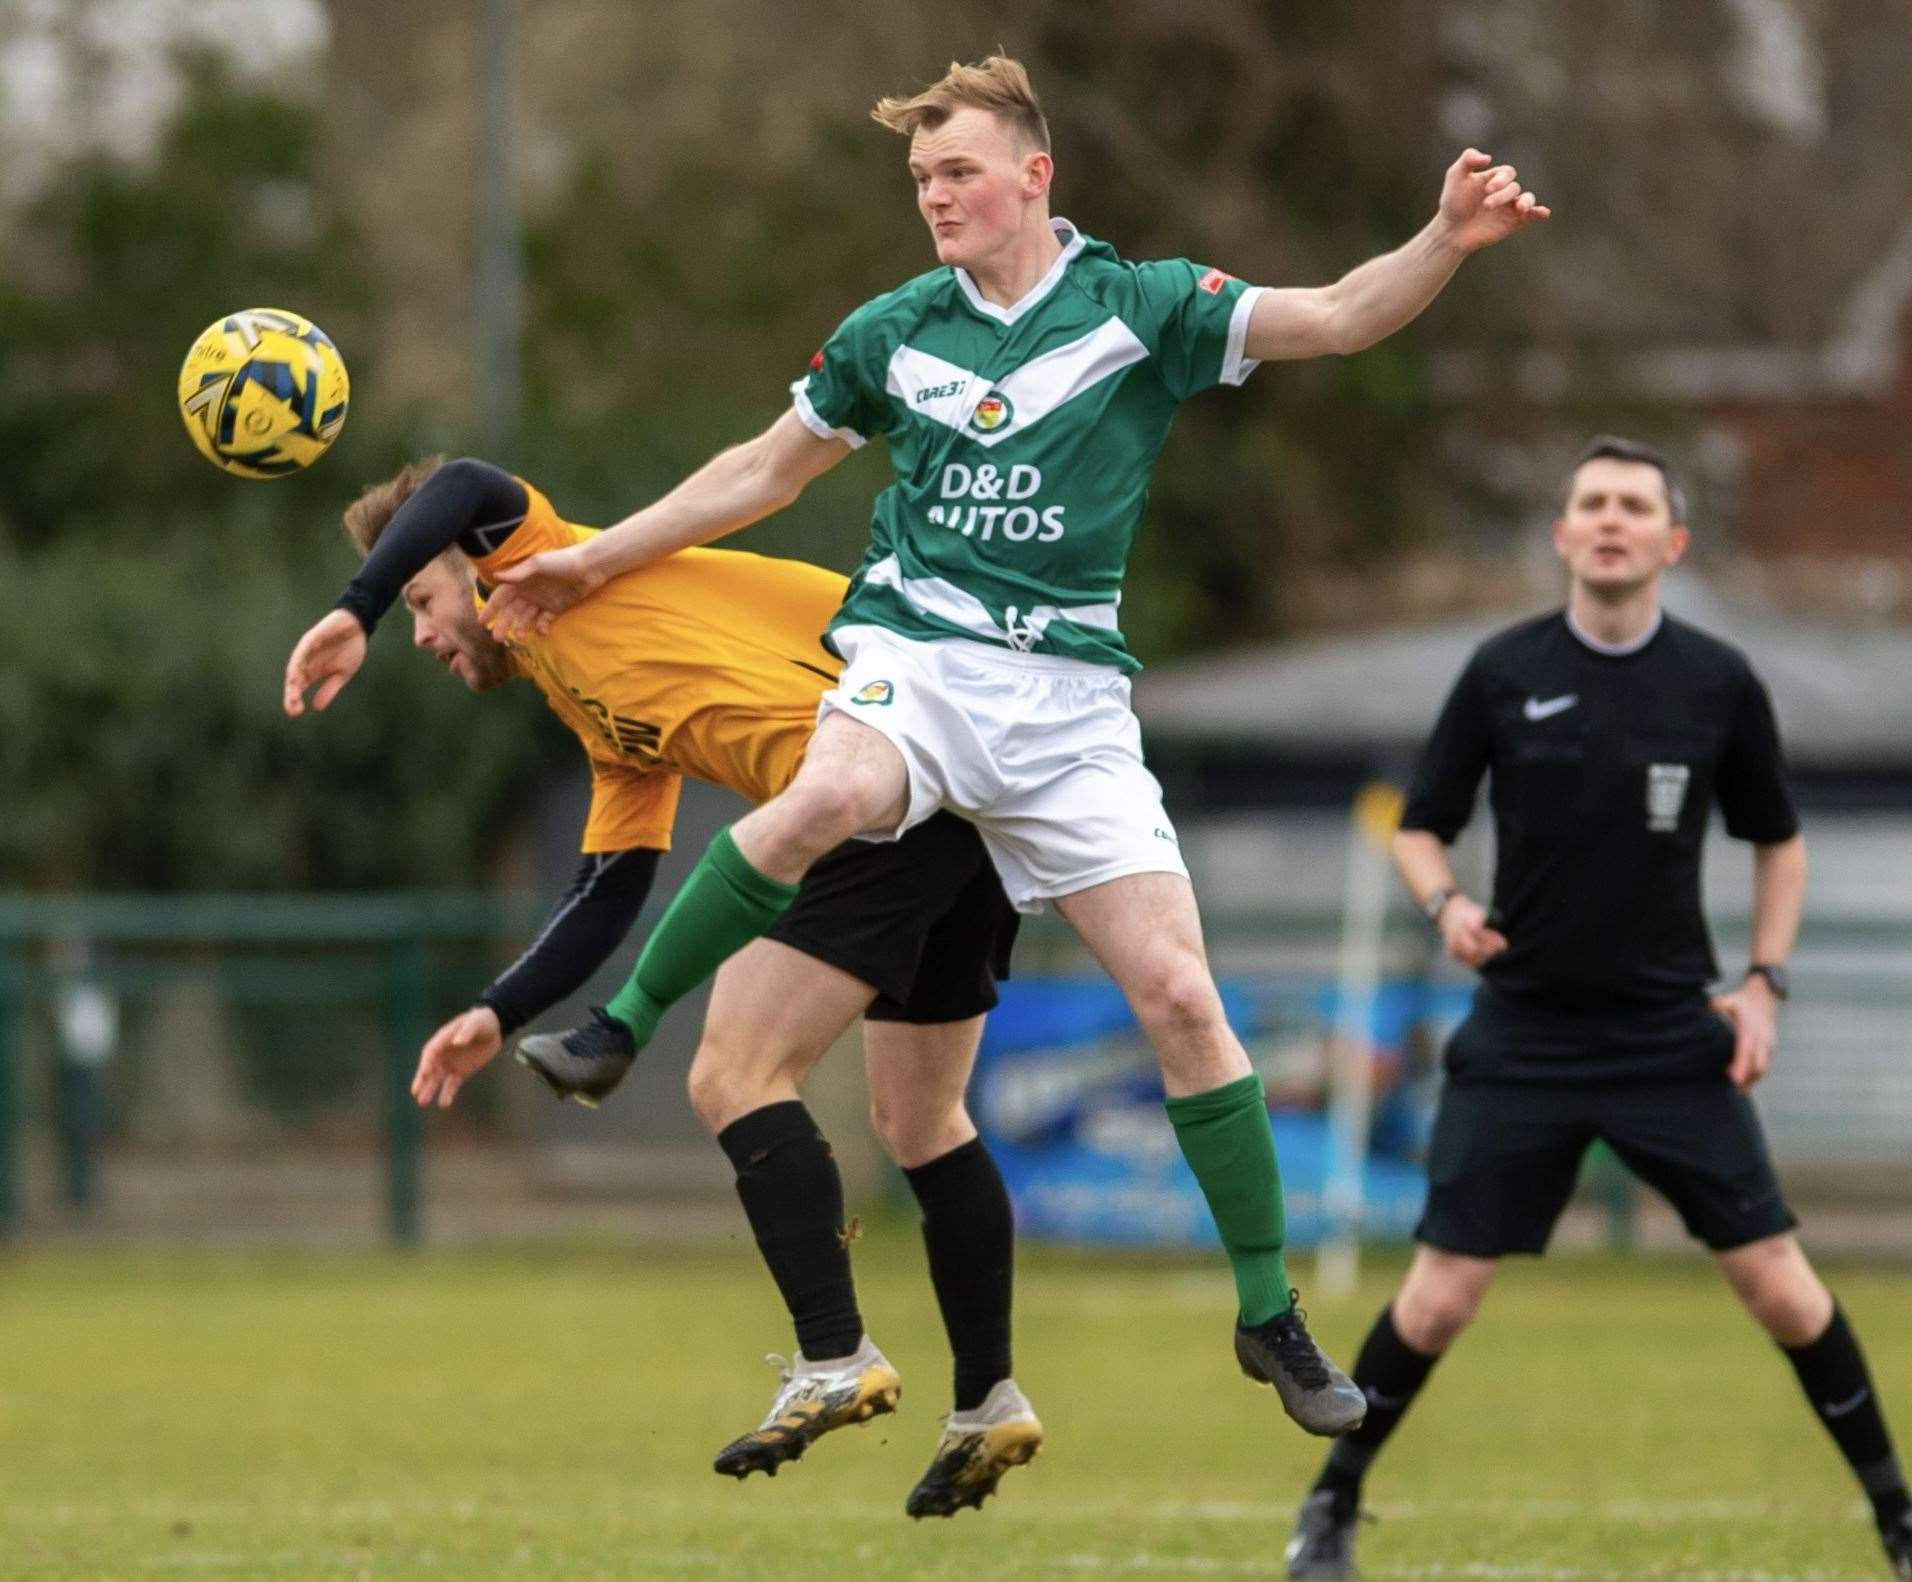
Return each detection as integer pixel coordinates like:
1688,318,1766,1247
1235,1292,1367,1437
1284,1488,1367,1580
904,1379,1043,1519
514,1008,636,1108
713,1336,901,1479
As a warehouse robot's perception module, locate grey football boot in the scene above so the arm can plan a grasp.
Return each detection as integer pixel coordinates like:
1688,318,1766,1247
905,1379,1044,1519
514,1008,635,1108
1284,1488,1365,1580
712,1336,902,1479
1234,1294,1368,1436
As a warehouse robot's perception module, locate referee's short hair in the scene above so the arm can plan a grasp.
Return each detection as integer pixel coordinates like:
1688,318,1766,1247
1572,435,1688,524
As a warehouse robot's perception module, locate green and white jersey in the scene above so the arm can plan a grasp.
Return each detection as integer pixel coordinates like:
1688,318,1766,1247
791,219,1264,673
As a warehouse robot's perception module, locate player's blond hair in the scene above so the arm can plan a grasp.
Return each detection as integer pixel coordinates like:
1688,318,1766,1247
341,456,446,556
871,54,1049,153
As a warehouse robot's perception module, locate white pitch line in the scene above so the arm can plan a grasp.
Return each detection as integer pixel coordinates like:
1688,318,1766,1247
0,1495,1872,1526
1368,1567,1858,1582
124,1548,1873,1582
1106,1497,1850,1525
53,1542,1879,1582
1057,1556,1283,1576
1054,1560,1862,1582
147,1556,382,1574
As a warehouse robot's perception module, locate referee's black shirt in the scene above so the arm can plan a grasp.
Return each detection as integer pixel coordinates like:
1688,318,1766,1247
1401,610,1799,1023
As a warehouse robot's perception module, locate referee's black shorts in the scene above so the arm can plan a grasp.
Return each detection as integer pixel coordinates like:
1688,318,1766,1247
764,810,1018,1025
1416,998,1797,1257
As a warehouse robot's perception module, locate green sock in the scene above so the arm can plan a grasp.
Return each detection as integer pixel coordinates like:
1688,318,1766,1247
1164,1072,1292,1326
604,826,800,1043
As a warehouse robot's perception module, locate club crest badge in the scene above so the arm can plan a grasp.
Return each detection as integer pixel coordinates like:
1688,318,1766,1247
969,392,1012,433
850,679,894,706
1646,763,1690,832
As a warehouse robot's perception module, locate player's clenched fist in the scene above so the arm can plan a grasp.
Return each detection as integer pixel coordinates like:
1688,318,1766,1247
1435,148,1550,253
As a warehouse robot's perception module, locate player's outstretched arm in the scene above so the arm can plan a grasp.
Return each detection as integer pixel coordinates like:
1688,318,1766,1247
412,847,661,1108
484,409,851,639
283,608,368,716
1243,148,1550,363
285,459,527,716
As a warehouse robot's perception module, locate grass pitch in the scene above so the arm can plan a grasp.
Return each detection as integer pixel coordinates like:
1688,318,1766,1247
4,1231,1908,1580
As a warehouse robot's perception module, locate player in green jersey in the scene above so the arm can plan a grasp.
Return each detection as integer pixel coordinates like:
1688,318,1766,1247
488,54,1549,1438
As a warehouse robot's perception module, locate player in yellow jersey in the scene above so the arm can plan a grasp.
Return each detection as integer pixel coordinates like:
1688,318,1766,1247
282,457,1041,1517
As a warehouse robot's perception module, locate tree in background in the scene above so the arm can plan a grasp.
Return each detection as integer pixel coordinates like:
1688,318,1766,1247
489,4,1458,655
0,55,552,891
17,4,1911,889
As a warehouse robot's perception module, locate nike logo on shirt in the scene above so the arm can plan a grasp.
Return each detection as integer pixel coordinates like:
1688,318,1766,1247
1523,694,1579,721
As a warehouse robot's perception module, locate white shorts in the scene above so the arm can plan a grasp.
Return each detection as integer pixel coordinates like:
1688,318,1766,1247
818,626,1189,912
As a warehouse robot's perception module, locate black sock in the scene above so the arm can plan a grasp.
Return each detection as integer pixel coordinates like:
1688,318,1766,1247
1312,1304,1443,1512
903,1136,1013,1411
717,1101,862,1362
1781,1304,1910,1530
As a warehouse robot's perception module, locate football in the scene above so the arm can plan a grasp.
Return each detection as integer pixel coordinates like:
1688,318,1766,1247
177,308,349,478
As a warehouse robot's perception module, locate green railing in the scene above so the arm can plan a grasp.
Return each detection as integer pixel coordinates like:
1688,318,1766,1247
0,892,542,1244
0,895,1902,1247
0,945,20,1241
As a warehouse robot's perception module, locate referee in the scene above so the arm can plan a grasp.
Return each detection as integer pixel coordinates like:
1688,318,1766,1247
1285,437,1911,1581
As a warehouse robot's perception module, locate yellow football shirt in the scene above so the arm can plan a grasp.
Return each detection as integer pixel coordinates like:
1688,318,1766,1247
466,481,846,853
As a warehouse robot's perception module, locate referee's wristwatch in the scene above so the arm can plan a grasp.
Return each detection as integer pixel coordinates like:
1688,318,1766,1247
1744,963,1790,1000
1422,886,1459,924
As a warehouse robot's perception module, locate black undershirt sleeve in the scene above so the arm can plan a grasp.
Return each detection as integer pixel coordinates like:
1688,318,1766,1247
477,848,661,1034
1716,670,1801,843
1400,654,1493,842
335,457,530,634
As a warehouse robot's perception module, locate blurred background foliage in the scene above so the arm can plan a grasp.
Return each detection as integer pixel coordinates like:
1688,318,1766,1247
7,1,1910,891
0,26,1447,892
1,56,552,890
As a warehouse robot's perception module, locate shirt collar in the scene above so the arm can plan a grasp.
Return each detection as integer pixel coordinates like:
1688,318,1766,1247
954,218,1085,326
1567,607,1663,656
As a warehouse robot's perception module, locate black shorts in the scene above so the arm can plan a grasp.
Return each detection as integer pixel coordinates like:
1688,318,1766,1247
763,811,1019,1025
1418,1067,1798,1257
